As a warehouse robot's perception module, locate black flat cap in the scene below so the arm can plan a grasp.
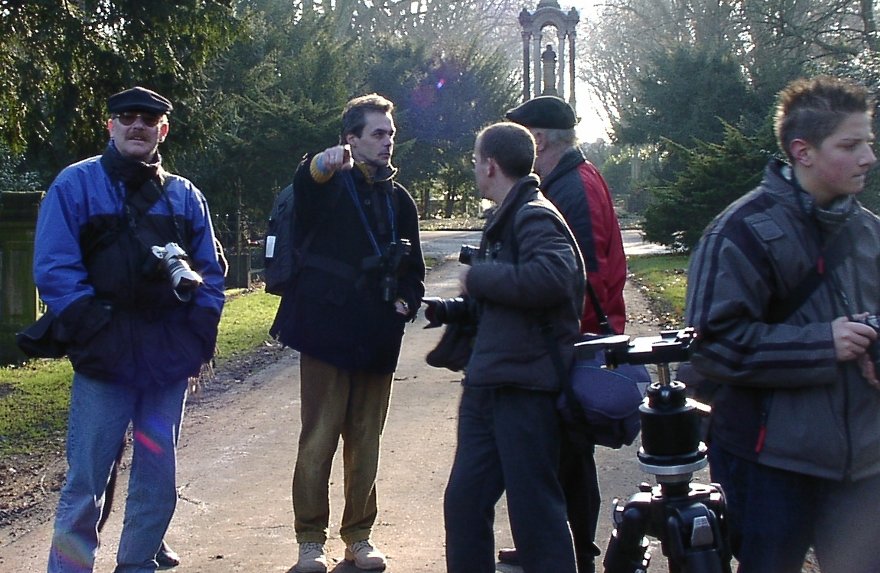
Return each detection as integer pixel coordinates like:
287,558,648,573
505,96,578,129
108,86,173,114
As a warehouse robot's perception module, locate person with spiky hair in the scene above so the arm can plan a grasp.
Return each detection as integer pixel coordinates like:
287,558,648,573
686,76,880,572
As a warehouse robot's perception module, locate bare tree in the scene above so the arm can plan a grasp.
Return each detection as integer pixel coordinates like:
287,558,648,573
579,0,878,130
298,0,523,65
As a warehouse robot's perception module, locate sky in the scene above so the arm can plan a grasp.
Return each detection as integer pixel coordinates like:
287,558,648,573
555,0,609,143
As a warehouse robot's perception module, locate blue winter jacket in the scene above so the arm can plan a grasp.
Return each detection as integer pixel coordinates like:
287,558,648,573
33,148,225,387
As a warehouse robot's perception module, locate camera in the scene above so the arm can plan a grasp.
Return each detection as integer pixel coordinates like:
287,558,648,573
363,239,412,302
422,296,480,328
458,244,480,266
151,242,203,302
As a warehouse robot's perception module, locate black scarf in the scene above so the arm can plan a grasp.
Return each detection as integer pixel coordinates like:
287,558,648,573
100,141,165,192
100,141,168,222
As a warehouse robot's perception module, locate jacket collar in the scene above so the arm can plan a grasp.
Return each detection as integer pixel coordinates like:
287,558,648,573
540,147,585,191
766,158,858,237
485,174,540,239
353,162,397,186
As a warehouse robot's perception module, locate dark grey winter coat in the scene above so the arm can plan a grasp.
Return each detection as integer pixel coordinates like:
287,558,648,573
464,175,585,391
686,158,880,481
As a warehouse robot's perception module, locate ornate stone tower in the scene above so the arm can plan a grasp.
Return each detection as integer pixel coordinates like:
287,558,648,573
518,1,580,111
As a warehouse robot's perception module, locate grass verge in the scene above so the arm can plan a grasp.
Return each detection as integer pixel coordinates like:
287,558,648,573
0,289,280,457
627,253,689,327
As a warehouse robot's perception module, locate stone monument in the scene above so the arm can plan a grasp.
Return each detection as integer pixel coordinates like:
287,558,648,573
518,0,580,110
0,191,43,364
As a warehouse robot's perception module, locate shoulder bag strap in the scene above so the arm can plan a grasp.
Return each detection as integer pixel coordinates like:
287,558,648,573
585,281,614,335
766,225,851,323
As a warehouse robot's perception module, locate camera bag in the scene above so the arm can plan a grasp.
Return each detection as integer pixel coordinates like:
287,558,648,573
557,342,650,449
546,281,651,449
425,319,476,372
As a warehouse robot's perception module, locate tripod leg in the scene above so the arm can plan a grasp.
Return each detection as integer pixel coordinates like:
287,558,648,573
663,504,732,573
603,495,652,573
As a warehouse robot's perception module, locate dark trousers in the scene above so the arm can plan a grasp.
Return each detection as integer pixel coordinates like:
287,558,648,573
444,386,576,573
559,436,602,573
709,441,880,573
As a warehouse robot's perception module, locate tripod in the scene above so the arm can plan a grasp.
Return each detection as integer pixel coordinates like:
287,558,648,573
582,330,733,573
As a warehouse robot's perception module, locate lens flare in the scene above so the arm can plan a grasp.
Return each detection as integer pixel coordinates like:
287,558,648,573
134,429,164,455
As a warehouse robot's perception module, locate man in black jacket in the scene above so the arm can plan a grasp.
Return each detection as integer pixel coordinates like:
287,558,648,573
444,121,584,573
270,93,425,573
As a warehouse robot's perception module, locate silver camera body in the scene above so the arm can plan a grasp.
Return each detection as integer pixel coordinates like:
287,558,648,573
151,242,203,302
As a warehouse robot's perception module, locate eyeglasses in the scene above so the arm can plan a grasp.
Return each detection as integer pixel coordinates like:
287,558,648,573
112,112,163,127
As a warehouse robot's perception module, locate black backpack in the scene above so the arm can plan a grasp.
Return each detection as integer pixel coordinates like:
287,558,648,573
263,184,296,295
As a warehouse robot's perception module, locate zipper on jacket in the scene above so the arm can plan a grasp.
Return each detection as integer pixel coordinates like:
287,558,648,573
754,408,768,454
829,268,854,478
754,392,774,454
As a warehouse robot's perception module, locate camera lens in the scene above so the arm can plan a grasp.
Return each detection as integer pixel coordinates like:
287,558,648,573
423,296,477,327
152,242,204,302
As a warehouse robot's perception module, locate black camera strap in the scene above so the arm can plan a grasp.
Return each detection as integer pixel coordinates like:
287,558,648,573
586,282,615,335
341,170,397,256
81,178,168,265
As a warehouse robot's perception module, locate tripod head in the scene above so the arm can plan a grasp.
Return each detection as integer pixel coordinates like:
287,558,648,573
575,328,710,485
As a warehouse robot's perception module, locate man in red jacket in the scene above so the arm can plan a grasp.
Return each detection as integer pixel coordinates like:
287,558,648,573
505,96,628,573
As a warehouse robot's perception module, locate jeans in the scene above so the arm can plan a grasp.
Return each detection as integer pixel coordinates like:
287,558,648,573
292,354,393,545
709,441,880,573
47,373,187,573
444,386,576,573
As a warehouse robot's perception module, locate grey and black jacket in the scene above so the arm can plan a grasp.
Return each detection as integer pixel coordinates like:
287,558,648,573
686,158,880,481
464,174,585,391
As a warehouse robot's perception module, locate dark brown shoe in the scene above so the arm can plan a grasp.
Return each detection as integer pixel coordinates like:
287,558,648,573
498,547,520,566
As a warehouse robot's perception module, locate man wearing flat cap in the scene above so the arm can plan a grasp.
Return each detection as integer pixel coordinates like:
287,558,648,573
36,86,225,572
504,95,627,573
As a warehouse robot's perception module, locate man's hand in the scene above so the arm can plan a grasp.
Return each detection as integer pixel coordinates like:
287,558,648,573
319,144,353,172
458,267,470,296
832,315,877,361
394,298,409,316
857,353,880,389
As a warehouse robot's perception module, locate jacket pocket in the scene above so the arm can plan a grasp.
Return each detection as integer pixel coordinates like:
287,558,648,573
143,313,206,383
67,313,129,382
